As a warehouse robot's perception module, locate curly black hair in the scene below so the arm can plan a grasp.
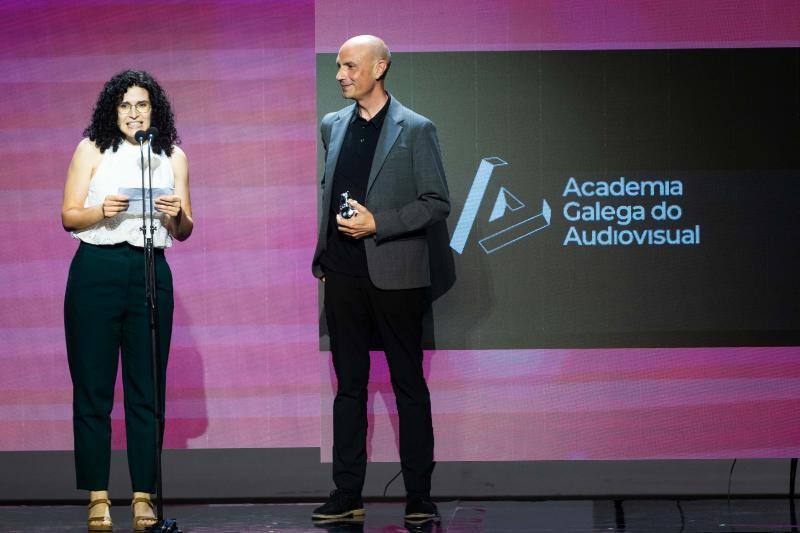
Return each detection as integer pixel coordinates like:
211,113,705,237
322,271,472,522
83,70,180,156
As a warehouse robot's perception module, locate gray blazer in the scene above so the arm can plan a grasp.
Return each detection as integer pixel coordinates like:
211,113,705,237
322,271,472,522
312,96,454,293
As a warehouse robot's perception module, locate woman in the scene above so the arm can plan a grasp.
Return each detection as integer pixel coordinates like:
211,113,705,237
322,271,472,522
61,70,193,531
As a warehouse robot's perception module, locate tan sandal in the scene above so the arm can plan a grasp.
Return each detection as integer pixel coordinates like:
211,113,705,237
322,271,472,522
131,497,157,531
87,498,113,531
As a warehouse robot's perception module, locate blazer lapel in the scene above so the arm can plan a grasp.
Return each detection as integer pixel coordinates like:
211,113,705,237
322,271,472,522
324,106,354,196
366,98,404,196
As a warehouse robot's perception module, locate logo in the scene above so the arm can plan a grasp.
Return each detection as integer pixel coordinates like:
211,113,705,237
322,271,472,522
450,157,551,254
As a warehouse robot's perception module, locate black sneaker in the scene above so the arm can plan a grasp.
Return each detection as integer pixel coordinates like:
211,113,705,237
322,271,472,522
312,489,365,520
404,494,439,524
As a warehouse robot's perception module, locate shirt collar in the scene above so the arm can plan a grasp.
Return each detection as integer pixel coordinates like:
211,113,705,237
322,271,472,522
352,94,391,129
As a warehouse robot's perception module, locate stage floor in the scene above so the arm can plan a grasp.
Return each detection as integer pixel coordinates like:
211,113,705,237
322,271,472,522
1,498,797,532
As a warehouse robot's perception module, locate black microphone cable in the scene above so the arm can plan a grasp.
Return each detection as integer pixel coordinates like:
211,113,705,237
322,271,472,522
383,469,403,497
727,458,737,503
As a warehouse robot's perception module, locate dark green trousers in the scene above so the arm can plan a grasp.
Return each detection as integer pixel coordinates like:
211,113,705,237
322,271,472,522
64,241,173,492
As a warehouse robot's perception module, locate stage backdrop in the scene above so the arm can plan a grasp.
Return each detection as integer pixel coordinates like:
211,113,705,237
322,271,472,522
0,0,799,465
316,1,800,461
0,0,319,451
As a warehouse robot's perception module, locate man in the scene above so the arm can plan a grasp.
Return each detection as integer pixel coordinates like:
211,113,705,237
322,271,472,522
311,35,452,523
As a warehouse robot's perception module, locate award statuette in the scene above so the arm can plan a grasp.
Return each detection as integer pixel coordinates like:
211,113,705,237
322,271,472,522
338,191,357,219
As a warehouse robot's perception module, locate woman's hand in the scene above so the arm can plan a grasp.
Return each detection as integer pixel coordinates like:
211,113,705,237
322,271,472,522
101,194,129,218
154,195,182,218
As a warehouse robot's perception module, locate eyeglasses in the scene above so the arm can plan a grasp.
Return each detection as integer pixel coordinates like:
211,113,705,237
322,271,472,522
117,101,152,115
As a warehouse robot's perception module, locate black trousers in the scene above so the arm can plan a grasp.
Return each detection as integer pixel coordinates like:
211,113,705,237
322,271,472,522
64,241,173,492
324,270,435,496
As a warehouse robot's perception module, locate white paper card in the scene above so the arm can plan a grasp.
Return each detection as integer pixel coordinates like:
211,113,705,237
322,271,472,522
118,187,174,214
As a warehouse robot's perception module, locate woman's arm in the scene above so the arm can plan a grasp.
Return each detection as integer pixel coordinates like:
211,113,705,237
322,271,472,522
155,146,193,241
61,139,129,232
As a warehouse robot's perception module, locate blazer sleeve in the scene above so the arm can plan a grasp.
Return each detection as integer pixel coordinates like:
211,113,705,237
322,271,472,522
373,120,450,242
319,116,333,191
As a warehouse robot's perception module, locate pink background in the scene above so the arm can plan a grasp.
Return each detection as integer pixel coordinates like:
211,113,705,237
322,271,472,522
316,0,800,52
1,1,799,460
0,0,319,450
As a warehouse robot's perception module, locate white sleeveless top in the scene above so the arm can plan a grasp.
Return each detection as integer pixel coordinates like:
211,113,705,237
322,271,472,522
72,140,175,248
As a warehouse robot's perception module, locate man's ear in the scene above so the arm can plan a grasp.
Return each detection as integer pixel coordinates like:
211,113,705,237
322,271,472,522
374,59,387,80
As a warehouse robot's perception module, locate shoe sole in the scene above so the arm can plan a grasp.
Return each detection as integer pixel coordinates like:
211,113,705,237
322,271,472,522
312,508,366,520
404,513,440,524
311,516,366,525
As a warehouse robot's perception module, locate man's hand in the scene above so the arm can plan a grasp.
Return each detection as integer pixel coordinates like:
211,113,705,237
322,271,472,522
337,199,376,239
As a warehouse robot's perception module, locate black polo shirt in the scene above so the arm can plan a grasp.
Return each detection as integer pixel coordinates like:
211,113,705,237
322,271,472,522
320,96,390,277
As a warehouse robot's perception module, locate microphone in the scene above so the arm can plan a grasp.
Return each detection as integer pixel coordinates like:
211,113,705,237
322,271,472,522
146,126,159,141
134,130,147,144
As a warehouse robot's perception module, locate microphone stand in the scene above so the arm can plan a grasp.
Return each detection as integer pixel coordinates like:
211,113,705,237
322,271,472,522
137,131,182,533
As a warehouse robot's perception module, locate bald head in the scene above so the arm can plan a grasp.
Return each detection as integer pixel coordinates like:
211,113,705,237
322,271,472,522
335,35,392,106
340,34,391,65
